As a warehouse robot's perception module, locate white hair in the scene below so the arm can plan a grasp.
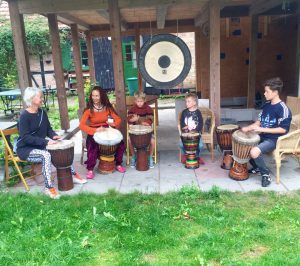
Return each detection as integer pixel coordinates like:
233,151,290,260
23,87,42,107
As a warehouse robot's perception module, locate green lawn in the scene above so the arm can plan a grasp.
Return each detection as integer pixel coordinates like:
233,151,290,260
1,187,300,265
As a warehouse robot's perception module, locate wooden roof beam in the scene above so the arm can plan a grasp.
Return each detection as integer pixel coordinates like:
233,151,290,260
156,4,169,29
18,0,204,14
96,9,127,31
90,21,196,37
194,2,227,27
57,13,90,31
194,3,209,27
250,0,284,15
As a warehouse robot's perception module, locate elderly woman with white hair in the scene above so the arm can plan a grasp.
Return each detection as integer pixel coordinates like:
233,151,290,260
16,87,86,199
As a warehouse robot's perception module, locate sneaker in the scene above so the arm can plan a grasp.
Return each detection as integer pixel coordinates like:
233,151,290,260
73,173,87,184
149,157,154,168
86,170,95,179
130,157,136,168
198,157,205,165
116,165,126,173
262,174,272,187
248,167,260,174
44,187,60,199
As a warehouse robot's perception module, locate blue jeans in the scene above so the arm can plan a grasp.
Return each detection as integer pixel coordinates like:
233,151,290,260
179,138,204,157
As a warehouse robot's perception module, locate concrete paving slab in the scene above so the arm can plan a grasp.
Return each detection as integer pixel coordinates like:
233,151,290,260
120,166,159,193
60,184,84,196
196,176,243,192
160,178,198,194
238,173,288,192
81,178,121,194
3,107,300,195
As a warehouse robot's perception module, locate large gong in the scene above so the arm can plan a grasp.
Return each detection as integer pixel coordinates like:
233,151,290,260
138,34,192,89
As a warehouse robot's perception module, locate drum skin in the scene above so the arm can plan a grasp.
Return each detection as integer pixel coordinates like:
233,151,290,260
129,132,152,171
94,129,123,174
181,133,200,169
48,146,74,191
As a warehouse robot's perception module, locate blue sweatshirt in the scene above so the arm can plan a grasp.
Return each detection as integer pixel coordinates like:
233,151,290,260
259,101,292,141
16,108,57,160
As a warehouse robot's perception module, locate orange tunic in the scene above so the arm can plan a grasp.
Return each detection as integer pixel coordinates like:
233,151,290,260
79,108,122,136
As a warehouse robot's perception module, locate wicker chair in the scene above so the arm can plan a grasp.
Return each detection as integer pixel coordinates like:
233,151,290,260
290,114,300,132
272,129,300,184
178,107,215,161
287,96,300,116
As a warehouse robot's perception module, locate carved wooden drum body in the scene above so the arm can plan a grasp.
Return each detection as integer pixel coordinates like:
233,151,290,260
229,130,260,181
129,125,153,171
181,132,200,169
94,128,123,174
216,124,239,170
47,140,74,191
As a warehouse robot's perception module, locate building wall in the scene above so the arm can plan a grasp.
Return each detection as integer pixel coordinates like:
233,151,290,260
1,0,298,97
176,32,196,89
199,16,298,100
29,54,58,88
0,1,9,18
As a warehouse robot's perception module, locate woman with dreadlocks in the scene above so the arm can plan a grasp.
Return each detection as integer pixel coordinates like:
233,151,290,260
79,86,126,179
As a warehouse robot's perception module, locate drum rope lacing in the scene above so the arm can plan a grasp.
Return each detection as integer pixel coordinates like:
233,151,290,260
232,155,249,164
55,164,73,170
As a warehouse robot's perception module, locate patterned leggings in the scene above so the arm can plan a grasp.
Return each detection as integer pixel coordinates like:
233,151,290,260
27,149,53,188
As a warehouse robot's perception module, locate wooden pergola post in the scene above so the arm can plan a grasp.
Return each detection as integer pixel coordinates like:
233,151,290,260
296,12,300,96
195,28,202,98
209,0,221,126
108,0,127,139
71,24,86,115
8,0,31,105
247,15,258,107
48,14,70,130
135,26,143,92
85,30,96,85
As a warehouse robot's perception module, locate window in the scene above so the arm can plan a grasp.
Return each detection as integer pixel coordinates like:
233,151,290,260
80,42,88,67
125,44,132,61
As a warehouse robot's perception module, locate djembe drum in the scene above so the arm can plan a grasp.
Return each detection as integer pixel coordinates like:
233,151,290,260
129,125,153,171
94,127,123,174
181,132,200,169
229,130,260,181
216,124,239,170
46,140,74,191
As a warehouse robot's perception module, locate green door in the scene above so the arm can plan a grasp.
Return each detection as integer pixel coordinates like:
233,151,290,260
122,41,138,87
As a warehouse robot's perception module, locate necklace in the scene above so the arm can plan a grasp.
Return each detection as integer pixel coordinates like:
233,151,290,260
93,104,104,112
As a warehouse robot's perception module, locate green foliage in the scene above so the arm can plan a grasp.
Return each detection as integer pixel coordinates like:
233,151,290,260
5,175,21,187
0,19,17,87
2,73,18,88
0,16,70,87
1,191,300,265
24,16,51,57
47,96,80,130
84,79,92,103
159,94,185,99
